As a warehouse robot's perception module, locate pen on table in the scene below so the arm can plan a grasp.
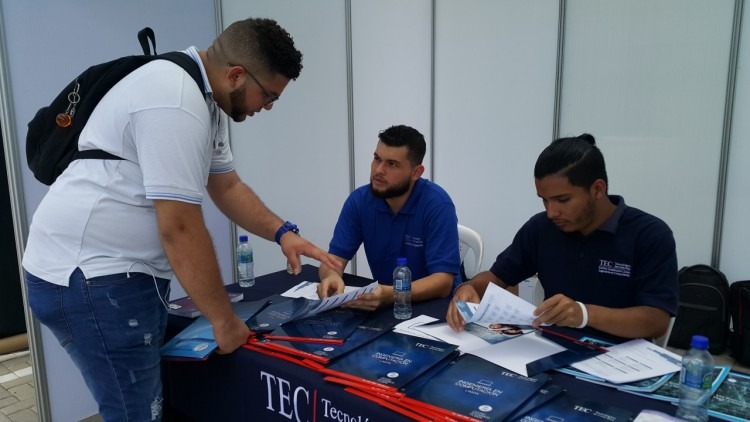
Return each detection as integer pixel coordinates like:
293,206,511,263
539,327,610,352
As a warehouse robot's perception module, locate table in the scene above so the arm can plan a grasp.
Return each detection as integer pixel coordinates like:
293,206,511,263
162,265,690,421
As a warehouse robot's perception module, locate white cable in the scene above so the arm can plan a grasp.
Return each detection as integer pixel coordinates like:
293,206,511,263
127,260,171,311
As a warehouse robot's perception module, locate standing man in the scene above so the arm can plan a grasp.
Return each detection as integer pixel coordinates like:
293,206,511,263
23,18,339,421
446,134,678,341
318,125,461,310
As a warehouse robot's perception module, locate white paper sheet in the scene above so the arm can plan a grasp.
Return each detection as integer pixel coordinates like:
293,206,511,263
467,331,568,377
570,338,681,384
456,282,539,325
281,281,362,300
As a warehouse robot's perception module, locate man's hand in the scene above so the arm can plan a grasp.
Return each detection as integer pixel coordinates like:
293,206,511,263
212,315,251,354
446,283,480,331
318,275,345,299
532,294,583,328
343,284,393,311
279,232,342,275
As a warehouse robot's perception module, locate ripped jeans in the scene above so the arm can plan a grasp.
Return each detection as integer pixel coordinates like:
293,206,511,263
25,268,170,422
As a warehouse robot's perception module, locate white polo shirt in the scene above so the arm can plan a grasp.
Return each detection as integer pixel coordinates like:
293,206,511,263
23,47,231,286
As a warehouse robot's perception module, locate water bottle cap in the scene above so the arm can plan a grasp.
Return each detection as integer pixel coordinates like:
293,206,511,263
397,257,407,266
239,235,248,242
690,335,709,350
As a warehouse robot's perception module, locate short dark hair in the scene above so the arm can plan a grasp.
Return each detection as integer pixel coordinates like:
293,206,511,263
219,18,303,80
378,125,427,166
533,133,608,190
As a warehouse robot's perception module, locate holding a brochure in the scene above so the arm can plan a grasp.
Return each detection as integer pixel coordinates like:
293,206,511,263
447,134,679,342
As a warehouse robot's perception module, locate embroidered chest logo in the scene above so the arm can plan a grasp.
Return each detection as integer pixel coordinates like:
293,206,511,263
404,234,424,248
598,259,631,277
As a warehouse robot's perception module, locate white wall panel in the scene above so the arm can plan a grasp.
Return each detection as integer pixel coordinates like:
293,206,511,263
559,0,735,267
433,0,560,271
220,1,351,277
0,1,217,419
720,2,750,284
349,0,433,278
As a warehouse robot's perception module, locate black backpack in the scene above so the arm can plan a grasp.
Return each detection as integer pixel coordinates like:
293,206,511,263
729,280,750,365
26,27,205,185
668,264,730,354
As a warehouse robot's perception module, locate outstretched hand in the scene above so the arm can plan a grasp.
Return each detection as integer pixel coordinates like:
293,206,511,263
279,232,342,274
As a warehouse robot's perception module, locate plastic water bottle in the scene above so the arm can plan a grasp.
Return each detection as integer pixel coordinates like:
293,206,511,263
236,235,255,287
393,257,412,320
676,335,714,422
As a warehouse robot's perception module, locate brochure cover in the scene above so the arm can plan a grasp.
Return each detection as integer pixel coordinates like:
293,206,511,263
628,365,730,403
324,330,459,389
464,322,535,344
405,353,550,422
267,307,369,342
161,298,269,360
554,337,676,394
167,291,244,318
246,282,378,333
513,393,636,422
254,314,395,364
524,328,609,376
707,371,750,422
503,384,565,422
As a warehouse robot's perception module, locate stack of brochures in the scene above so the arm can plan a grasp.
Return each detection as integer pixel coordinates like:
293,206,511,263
161,298,270,360
249,312,394,364
167,290,244,318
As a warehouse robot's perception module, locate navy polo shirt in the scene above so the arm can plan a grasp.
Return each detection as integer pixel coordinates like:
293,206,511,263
490,196,678,317
329,178,461,288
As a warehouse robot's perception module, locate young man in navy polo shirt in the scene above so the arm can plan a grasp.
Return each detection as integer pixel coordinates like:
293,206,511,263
317,125,461,310
446,134,678,341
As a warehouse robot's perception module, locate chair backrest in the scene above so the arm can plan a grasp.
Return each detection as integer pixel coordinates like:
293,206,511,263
457,224,483,279
654,316,676,348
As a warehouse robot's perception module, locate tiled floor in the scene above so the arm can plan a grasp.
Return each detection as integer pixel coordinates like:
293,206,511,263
0,350,36,422
1,346,749,422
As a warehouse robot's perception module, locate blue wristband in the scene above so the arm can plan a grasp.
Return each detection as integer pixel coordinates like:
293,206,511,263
275,221,299,244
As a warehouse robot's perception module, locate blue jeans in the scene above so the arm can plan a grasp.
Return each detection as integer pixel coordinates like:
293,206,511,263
25,268,170,422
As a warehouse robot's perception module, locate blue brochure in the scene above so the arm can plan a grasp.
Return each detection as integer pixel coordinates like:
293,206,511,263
267,307,369,341
325,330,458,389
513,392,636,422
256,313,395,363
503,384,565,422
160,298,269,360
708,371,750,422
247,282,378,333
406,353,550,421
628,365,730,403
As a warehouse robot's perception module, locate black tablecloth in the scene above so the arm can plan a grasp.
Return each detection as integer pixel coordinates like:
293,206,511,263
162,265,690,421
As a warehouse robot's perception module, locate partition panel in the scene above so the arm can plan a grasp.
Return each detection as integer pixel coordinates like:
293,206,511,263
433,0,560,270
220,1,351,277
349,0,433,278
720,1,750,284
559,0,735,266
0,1,217,419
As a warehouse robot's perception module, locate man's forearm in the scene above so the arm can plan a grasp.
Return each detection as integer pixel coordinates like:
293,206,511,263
208,171,284,241
586,305,670,339
154,200,236,326
411,272,454,301
459,270,506,297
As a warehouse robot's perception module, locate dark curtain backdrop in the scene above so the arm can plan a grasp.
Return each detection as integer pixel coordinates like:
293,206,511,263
0,123,26,338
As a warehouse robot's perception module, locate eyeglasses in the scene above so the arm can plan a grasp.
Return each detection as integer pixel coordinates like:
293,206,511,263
227,63,280,106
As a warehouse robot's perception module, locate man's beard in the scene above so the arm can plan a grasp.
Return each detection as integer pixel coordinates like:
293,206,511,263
229,85,247,122
370,178,410,199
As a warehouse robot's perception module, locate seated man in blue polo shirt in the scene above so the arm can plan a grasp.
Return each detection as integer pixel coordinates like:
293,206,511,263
317,125,461,310
446,134,678,341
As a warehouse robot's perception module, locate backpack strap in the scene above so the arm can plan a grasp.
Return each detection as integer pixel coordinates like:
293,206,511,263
138,27,157,55
158,51,206,94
